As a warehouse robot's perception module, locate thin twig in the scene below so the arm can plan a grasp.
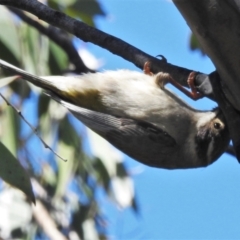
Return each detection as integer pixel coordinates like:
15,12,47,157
0,93,67,162
32,199,68,240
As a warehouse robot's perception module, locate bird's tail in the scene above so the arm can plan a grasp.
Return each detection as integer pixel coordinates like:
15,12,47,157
0,59,56,92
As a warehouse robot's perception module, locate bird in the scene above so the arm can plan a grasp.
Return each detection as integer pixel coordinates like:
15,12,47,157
0,59,230,169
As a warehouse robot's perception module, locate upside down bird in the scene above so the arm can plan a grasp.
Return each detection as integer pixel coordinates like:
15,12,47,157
0,59,230,169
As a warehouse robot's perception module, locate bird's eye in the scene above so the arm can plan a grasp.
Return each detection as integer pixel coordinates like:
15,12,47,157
214,122,221,129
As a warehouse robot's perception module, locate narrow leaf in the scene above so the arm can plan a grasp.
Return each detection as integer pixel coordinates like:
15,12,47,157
0,76,20,88
0,141,35,204
0,7,21,62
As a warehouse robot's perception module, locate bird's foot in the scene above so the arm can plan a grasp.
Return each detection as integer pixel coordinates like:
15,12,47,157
187,72,203,100
155,72,172,89
143,63,203,100
143,61,171,89
143,61,154,76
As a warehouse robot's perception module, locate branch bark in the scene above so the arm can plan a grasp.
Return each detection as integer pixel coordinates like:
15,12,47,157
0,0,212,96
173,0,240,111
209,72,240,161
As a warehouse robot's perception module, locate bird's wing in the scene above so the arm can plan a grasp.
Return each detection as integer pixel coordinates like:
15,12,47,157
48,92,177,168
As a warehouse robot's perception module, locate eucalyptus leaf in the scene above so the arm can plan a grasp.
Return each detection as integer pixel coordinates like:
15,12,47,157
87,129,124,177
0,103,19,157
55,140,76,198
111,176,134,208
66,0,106,27
65,9,95,27
19,23,39,74
0,7,21,62
68,0,105,17
49,41,68,74
116,162,128,178
38,99,55,144
0,38,19,67
82,219,99,240
0,76,31,100
189,33,205,55
0,141,35,203
72,204,91,239
24,25,50,76
41,163,57,187
0,76,19,88
93,157,111,191
10,77,32,100
49,0,76,8
37,93,50,120
58,115,81,148
131,196,139,214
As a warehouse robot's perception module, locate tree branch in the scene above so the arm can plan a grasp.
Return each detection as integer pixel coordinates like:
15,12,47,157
32,200,68,240
209,72,240,162
0,0,214,97
173,0,240,111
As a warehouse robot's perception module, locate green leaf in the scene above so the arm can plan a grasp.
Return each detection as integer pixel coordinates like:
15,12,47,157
49,0,76,8
72,204,91,239
56,116,83,197
37,93,51,120
0,74,31,100
0,7,21,62
58,115,81,148
0,103,19,157
0,76,20,88
93,157,111,191
65,0,106,26
189,33,206,55
49,41,68,74
0,141,35,203
0,38,19,67
68,0,105,17
131,196,139,214
42,163,57,186
38,98,55,144
116,162,128,178
55,140,77,198
10,78,32,100
20,23,47,74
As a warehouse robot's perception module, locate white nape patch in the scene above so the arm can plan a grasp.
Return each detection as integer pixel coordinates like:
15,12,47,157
196,111,216,128
207,138,214,161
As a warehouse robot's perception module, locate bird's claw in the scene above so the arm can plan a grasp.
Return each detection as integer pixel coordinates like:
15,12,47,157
143,61,154,76
187,72,203,100
143,63,203,101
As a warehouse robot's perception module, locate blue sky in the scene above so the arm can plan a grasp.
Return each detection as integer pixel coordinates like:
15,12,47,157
87,1,240,239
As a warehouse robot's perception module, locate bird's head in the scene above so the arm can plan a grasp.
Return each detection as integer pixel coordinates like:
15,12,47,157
195,108,230,165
